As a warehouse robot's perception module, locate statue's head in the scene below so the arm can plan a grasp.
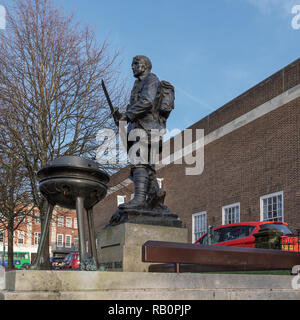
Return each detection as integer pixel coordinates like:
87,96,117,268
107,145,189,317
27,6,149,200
132,55,152,78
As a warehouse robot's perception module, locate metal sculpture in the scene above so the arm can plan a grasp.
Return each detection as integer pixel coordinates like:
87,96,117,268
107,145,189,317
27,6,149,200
31,156,109,270
103,55,181,228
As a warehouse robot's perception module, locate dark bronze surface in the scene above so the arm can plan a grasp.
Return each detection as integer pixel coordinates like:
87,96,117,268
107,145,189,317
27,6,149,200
37,156,109,210
32,156,109,270
105,55,180,228
142,240,300,272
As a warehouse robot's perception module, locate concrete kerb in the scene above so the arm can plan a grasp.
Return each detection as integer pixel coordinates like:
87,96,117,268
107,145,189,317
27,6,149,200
3,270,297,292
0,267,5,290
1,270,300,300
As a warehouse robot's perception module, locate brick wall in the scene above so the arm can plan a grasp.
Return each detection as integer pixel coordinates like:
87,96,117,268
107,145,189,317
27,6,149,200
93,58,300,242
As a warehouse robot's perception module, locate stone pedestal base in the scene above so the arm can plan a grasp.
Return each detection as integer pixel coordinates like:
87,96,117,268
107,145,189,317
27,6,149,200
97,223,188,272
106,207,182,228
2,271,299,300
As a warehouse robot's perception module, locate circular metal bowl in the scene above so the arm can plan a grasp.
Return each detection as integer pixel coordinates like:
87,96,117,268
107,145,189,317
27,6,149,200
37,156,110,209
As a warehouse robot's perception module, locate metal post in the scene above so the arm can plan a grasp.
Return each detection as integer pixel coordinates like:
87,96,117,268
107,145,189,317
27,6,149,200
86,208,99,269
76,197,87,268
30,202,54,269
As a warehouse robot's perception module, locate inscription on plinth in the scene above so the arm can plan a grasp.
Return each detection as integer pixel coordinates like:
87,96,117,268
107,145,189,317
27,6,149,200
97,223,188,272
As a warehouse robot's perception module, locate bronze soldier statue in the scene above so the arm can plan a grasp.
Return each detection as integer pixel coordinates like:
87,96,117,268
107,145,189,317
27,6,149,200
103,55,180,227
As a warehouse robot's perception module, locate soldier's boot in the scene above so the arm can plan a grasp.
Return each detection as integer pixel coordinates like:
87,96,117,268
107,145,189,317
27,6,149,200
147,176,167,210
119,167,149,210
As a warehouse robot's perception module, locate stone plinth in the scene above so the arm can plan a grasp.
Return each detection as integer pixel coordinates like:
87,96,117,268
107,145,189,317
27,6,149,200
97,223,188,272
1,270,299,300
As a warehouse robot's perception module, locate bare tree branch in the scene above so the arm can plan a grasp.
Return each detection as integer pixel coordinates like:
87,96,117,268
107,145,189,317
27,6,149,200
0,0,128,269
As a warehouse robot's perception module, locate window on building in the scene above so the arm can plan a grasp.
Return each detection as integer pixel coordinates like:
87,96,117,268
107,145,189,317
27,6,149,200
34,232,41,245
260,191,284,222
66,217,72,228
222,203,240,225
0,230,4,242
57,216,64,227
74,237,79,249
117,195,126,206
74,218,78,229
35,215,41,225
65,235,72,248
57,234,64,247
17,231,25,244
192,212,207,243
17,215,24,223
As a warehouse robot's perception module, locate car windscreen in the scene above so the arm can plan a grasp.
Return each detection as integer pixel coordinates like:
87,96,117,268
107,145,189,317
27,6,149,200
198,225,256,245
259,223,292,235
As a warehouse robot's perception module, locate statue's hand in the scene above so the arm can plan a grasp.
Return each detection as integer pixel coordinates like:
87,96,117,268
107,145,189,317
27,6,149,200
113,109,122,121
113,110,127,121
119,114,128,122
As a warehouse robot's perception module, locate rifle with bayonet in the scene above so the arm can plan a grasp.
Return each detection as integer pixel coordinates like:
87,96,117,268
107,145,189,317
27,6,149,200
101,80,122,126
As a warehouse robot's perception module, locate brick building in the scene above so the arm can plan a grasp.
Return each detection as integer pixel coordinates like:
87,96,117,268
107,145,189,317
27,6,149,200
93,57,300,243
0,206,78,263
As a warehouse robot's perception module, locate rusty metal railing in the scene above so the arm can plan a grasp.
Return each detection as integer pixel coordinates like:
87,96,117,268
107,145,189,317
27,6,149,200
142,240,300,273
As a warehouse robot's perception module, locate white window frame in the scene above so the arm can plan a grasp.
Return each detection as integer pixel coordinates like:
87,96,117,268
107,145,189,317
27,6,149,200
192,212,207,243
66,217,72,228
260,191,284,222
117,195,126,206
17,230,25,245
74,237,79,249
57,216,64,227
74,218,78,229
74,237,79,248
65,235,72,248
222,203,240,225
35,215,41,225
57,234,64,247
34,232,41,245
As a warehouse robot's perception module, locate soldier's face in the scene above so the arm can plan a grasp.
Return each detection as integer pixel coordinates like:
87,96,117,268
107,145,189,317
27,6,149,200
132,59,147,78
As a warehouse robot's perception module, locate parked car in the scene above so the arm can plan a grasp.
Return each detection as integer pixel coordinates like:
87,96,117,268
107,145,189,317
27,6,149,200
194,221,299,251
50,257,65,270
61,252,80,270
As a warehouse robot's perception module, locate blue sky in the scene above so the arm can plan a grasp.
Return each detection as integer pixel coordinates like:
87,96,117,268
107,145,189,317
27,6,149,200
43,1,300,130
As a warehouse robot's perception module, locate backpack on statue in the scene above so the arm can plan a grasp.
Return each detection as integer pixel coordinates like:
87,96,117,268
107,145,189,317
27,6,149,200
156,80,175,126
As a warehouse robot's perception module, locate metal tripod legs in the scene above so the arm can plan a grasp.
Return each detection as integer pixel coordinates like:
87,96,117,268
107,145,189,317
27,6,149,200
86,208,99,269
76,197,99,270
31,198,100,271
30,202,54,270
